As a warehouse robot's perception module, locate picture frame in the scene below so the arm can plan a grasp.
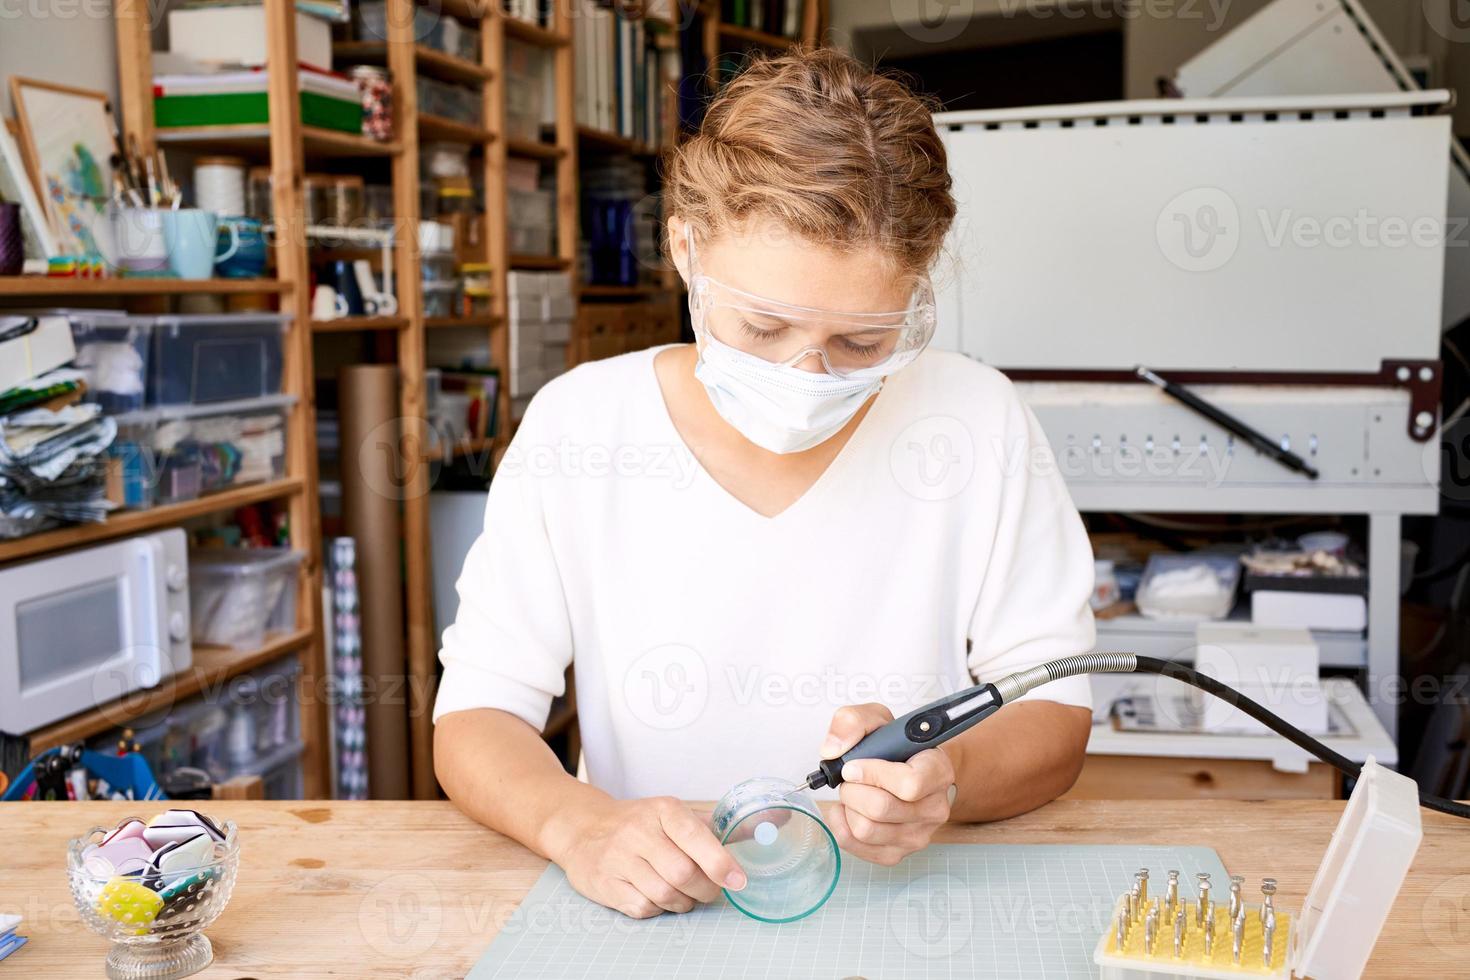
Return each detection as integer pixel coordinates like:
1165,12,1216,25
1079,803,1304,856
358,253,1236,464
8,77,118,260
0,119,58,262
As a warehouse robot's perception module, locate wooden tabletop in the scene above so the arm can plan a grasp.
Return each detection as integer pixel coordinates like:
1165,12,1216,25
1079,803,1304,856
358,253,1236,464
1,800,1465,978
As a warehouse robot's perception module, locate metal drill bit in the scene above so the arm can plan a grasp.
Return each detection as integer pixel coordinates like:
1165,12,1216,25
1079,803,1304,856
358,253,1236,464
1232,911,1244,964
1260,878,1277,927
1228,874,1244,922
1116,908,1128,950
1136,868,1150,906
1145,909,1158,956
1263,908,1276,967
1173,906,1187,957
1204,906,1215,958
1165,869,1180,915
1129,883,1140,920
1196,872,1212,925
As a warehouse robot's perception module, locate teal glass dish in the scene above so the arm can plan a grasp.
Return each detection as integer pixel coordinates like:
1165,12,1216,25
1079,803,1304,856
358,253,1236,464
711,777,840,923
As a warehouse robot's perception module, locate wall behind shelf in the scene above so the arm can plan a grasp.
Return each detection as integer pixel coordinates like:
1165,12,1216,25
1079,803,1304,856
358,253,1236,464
0,15,117,116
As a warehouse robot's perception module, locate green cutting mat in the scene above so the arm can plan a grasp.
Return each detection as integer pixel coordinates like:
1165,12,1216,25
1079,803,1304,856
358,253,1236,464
470,843,1229,979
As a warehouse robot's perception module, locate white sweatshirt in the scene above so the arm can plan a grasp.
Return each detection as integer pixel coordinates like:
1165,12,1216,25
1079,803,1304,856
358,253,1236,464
433,347,1095,801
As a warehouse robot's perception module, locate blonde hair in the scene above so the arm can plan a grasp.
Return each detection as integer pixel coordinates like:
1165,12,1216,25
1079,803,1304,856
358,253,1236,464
665,47,956,276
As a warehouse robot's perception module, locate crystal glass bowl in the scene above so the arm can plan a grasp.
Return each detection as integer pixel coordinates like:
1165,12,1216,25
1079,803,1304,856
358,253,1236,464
67,818,240,980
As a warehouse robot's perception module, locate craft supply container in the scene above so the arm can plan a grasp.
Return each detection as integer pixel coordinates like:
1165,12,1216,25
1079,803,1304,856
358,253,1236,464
67,818,239,980
189,547,304,651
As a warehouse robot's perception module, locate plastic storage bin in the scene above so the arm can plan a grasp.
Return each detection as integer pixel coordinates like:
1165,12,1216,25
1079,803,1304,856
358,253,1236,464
509,188,555,254
1135,552,1242,621
62,310,152,413
423,281,461,318
189,547,304,650
110,394,295,508
146,314,289,405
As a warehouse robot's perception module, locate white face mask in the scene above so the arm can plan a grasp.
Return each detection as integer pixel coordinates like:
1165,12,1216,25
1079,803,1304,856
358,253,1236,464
693,334,883,454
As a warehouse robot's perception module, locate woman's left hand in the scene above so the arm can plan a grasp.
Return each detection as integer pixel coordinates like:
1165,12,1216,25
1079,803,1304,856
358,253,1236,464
819,703,956,866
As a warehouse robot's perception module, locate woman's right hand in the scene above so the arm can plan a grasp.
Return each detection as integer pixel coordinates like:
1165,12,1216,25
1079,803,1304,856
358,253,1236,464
543,796,747,918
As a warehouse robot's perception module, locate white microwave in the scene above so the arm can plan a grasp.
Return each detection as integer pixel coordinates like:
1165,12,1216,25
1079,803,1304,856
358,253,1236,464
0,530,192,735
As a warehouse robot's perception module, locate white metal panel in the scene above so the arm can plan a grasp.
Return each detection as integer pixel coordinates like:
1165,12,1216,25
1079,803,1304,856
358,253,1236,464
1172,0,1470,330
936,102,1449,372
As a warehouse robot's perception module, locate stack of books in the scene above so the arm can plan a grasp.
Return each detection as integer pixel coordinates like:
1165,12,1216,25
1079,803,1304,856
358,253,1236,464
720,0,806,38
573,1,683,148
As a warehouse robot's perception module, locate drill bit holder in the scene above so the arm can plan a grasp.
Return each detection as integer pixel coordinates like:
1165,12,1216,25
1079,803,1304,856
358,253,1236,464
1094,757,1421,980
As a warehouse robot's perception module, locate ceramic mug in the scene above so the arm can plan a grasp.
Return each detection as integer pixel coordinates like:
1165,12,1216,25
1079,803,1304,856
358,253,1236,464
214,215,267,278
110,207,169,274
163,209,229,280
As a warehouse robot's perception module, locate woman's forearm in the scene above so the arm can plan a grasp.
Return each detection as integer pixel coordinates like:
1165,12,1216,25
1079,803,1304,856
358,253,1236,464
434,708,611,860
941,700,1092,822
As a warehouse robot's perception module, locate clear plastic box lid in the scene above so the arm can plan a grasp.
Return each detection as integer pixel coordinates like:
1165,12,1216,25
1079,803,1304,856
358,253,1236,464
189,547,305,581
112,393,297,426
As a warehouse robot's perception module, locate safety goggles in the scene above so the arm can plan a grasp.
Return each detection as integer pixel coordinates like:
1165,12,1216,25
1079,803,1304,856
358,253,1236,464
686,243,938,380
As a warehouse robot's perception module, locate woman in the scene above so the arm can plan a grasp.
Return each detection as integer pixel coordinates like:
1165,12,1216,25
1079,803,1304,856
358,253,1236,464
434,47,1095,919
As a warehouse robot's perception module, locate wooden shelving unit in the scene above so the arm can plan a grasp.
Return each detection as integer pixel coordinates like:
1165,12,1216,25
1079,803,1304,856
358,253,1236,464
0,277,291,297
28,629,315,754
0,478,304,565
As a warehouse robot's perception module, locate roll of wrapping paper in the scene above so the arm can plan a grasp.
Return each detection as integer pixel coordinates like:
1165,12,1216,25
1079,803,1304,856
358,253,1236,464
337,365,410,799
328,538,369,801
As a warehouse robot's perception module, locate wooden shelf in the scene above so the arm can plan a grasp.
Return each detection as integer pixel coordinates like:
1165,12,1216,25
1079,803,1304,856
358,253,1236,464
310,315,410,332
424,314,502,329
0,478,305,565
334,41,493,85
576,125,660,157
502,16,569,47
510,254,571,270
156,125,401,159
718,23,799,49
0,276,289,297
419,114,497,144
27,628,315,753
507,137,567,160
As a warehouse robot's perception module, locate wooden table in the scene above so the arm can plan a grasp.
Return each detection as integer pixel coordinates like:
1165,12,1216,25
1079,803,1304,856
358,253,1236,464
2,800,1465,978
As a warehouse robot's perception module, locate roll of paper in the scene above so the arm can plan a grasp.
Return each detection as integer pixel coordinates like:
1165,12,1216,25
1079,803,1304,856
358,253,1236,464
337,365,409,799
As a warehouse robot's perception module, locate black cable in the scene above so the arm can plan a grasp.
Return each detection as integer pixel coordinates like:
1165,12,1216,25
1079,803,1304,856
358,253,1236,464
1133,656,1470,821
